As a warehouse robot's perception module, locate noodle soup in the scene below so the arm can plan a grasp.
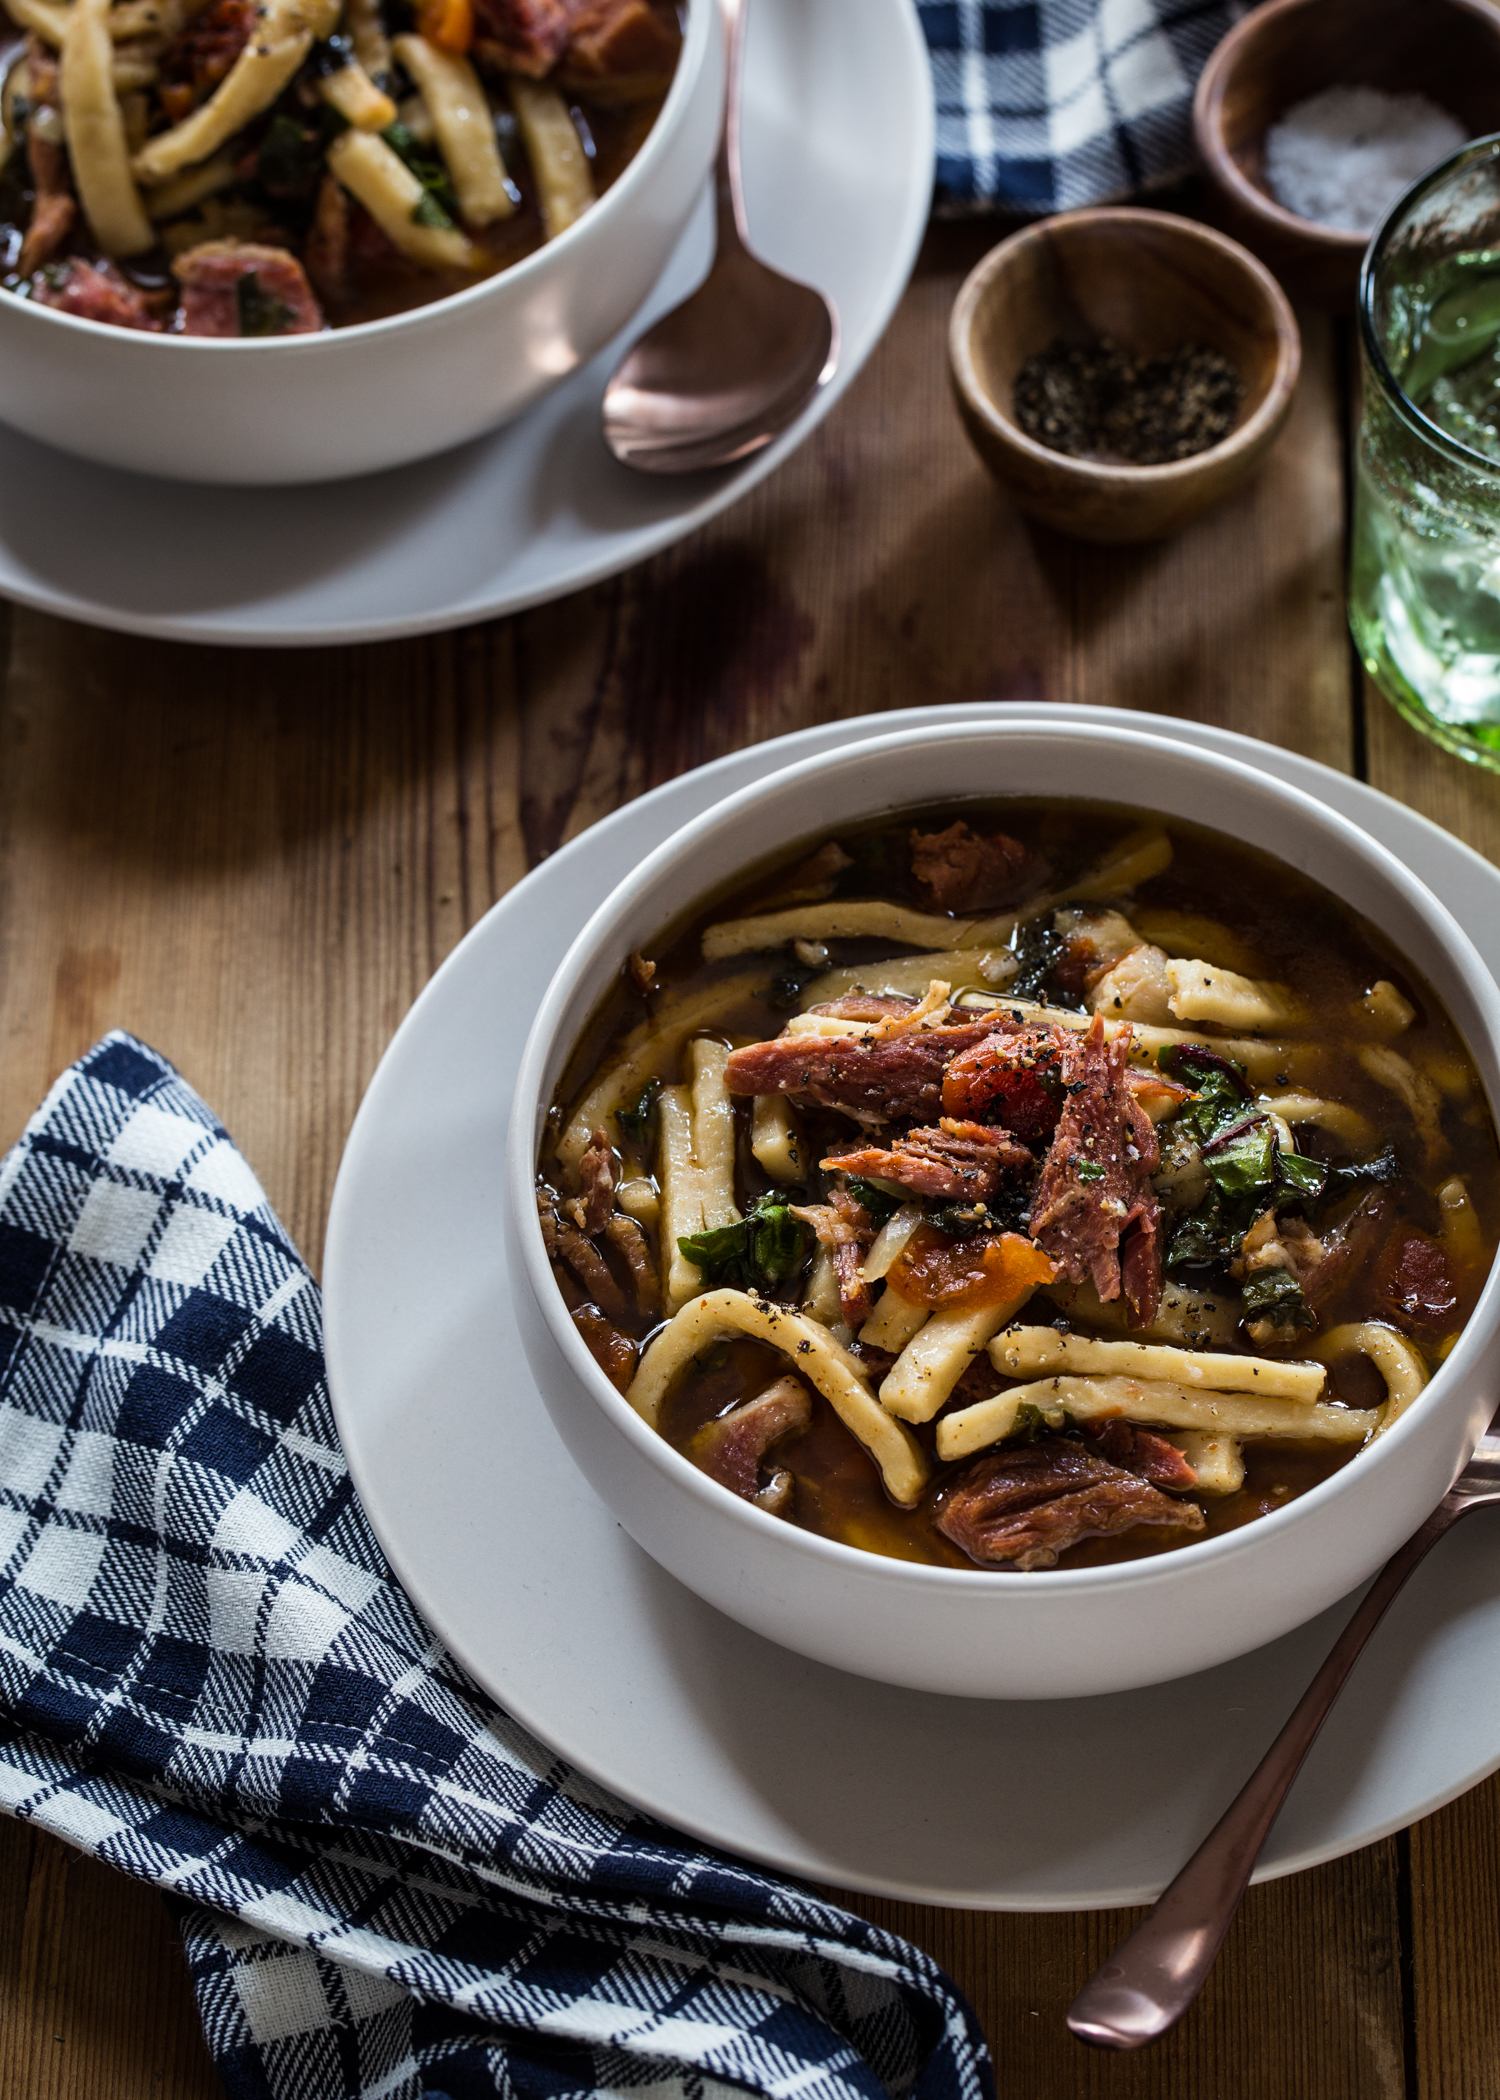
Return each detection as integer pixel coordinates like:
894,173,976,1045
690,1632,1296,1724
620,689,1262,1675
0,0,679,334
537,801,1500,1576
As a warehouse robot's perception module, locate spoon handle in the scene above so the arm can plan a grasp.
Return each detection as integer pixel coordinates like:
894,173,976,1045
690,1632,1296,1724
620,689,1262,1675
717,0,750,251
1066,1494,1464,2052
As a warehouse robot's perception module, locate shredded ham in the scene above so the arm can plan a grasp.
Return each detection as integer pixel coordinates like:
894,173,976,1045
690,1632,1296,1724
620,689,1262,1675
935,1438,1204,1569
792,1187,875,1328
910,820,1038,915
686,1376,812,1513
1028,1015,1161,1326
32,259,163,330
560,0,681,84
571,1304,635,1392
822,1119,1031,1204
1089,1420,1198,1490
725,1015,1015,1125
472,0,570,73
18,118,76,277
571,1126,616,1233
174,241,324,337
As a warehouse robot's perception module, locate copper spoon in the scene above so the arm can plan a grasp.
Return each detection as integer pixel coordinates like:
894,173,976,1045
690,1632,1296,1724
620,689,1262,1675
1069,1428,1500,2052
600,0,839,473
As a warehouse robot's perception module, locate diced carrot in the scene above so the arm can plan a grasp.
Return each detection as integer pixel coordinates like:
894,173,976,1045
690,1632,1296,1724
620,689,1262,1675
887,1227,1055,1312
418,0,473,53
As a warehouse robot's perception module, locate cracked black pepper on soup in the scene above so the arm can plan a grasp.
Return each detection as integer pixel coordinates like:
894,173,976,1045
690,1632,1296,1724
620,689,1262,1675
1014,335,1245,464
537,801,1498,1574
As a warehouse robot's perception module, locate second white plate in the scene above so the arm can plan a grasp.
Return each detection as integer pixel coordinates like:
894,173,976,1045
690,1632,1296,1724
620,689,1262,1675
325,705,1500,1909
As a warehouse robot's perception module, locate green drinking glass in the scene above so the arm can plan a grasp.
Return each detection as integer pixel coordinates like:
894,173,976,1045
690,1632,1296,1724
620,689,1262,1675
1352,133,1500,768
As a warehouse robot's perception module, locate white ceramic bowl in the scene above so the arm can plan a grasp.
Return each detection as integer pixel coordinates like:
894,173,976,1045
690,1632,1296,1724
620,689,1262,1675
507,721,1500,1700
0,0,720,486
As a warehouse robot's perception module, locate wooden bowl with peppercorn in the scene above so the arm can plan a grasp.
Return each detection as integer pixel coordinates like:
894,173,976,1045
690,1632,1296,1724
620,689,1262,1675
948,208,1300,543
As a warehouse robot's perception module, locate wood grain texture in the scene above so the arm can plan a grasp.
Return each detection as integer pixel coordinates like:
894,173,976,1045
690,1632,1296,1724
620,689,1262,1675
1407,1772,1500,2099
0,219,1464,2097
1365,674,1500,863
846,1847,1407,2100
0,1821,219,2098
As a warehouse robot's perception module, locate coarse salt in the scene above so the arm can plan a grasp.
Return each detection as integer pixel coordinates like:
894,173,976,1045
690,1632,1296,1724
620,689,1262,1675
1263,84,1467,235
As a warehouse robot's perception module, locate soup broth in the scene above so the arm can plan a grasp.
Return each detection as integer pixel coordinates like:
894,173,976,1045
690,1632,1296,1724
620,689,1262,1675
538,801,1500,1574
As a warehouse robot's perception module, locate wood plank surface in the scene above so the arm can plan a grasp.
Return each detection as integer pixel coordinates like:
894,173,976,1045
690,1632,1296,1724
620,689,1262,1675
0,216,1490,2098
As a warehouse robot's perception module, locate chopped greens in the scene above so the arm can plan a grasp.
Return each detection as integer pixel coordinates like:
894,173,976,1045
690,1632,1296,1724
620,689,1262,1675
411,190,456,230
1240,1265,1316,1332
845,1177,902,1228
1159,1040,1328,1274
932,1176,1036,1237
1324,1143,1401,1200
766,969,818,1011
383,121,460,226
678,1192,812,1294
256,113,325,200
1163,1197,1237,1271
1007,913,1066,1000
236,272,297,337
835,829,905,899
1075,1159,1107,1184
615,1080,660,1145
1158,1043,1251,1140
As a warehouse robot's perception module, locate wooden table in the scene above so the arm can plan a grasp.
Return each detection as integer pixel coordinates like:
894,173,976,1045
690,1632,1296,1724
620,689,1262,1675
2,216,1500,2100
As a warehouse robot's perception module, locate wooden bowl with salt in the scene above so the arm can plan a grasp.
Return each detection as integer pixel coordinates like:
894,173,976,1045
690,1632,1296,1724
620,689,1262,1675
1194,0,1500,307
948,208,1301,544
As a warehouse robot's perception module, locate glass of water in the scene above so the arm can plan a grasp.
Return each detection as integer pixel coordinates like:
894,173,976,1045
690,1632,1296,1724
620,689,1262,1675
1352,134,1500,769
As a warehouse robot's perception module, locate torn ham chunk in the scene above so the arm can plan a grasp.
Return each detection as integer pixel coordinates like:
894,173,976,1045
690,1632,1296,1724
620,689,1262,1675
1089,1420,1198,1491
1376,1231,1459,1331
18,127,75,277
538,1187,652,1324
570,1125,616,1233
174,241,324,337
571,1304,635,1392
560,0,681,85
687,1376,812,1514
32,259,162,331
157,0,257,118
822,1119,1031,1204
791,1187,875,1328
725,1015,1013,1125
810,993,922,1024
473,0,571,73
910,820,1038,915
935,1438,1204,1570
1028,1015,1162,1327
304,172,349,310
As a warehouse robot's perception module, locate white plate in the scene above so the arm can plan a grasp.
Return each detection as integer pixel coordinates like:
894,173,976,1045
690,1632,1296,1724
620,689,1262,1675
0,0,930,648
324,705,1500,1911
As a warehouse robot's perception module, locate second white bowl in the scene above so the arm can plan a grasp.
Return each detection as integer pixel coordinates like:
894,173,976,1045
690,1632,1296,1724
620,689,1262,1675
0,0,720,485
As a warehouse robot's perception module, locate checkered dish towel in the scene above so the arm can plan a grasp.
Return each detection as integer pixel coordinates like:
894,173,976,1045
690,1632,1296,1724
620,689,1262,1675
926,0,1241,213
0,1034,991,2100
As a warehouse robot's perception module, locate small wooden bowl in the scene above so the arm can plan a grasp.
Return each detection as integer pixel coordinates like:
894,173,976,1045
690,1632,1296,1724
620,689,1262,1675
948,209,1301,544
1194,0,1500,307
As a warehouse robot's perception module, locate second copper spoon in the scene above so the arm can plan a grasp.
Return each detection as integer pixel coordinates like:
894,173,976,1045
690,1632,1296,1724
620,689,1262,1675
601,0,839,474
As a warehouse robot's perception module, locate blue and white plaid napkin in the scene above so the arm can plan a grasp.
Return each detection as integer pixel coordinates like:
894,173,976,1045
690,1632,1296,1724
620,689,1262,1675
0,1034,992,2100
925,0,1240,214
